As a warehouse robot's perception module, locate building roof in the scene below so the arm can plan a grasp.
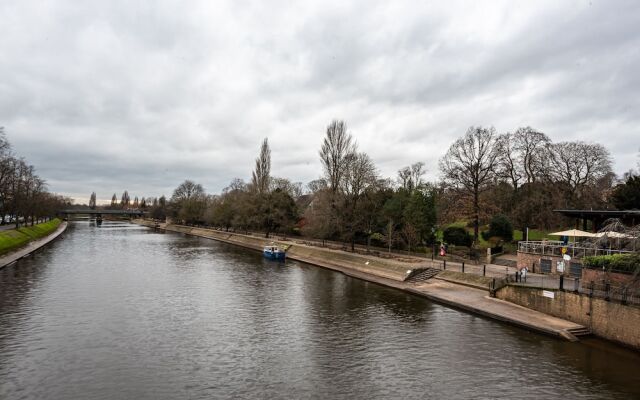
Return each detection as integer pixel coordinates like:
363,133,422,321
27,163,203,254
554,209,640,217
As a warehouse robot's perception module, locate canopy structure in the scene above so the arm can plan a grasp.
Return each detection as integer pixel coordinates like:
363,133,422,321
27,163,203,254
549,229,596,238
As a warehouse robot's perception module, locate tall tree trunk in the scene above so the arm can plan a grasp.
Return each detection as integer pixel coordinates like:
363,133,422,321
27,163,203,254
473,186,480,241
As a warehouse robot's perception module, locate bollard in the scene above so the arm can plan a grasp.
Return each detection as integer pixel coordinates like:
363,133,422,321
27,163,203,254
622,288,628,305
462,262,465,273
605,282,611,301
559,275,564,291
443,260,446,270
589,281,594,297
483,265,486,276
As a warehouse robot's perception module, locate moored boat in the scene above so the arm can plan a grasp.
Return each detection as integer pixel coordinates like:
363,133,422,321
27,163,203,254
263,245,286,261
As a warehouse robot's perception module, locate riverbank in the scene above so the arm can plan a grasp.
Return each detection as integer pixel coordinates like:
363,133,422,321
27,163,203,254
133,219,588,342
0,220,68,269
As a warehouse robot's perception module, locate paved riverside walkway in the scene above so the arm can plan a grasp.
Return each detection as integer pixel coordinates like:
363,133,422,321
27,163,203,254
0,222,68,269
405,280,585,339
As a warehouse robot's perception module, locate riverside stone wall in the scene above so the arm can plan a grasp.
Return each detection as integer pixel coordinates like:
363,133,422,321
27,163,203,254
497,285,640,350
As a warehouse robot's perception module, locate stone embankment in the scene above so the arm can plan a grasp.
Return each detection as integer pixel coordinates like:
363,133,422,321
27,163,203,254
0,221,68,269
134,219,590,342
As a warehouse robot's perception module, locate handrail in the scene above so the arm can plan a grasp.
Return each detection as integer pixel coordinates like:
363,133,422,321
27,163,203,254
518,241,634,257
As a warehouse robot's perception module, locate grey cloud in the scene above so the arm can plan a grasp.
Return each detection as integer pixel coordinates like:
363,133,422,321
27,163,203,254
1,0,639,202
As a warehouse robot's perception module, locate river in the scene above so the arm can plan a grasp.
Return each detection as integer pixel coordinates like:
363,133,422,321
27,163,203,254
0,221,638,399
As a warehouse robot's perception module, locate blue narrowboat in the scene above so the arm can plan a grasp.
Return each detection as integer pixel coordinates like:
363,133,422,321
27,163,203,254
263,245,286,261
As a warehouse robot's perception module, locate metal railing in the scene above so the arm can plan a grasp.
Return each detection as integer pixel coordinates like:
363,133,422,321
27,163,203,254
518,241,634,258
414,257,640,306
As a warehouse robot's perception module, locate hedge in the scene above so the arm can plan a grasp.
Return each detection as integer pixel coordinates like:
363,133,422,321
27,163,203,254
583,253,640,274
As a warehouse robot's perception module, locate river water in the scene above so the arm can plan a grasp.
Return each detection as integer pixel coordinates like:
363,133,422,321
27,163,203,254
0,221,638,399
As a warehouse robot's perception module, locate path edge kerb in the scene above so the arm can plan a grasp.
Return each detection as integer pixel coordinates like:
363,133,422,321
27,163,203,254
0,221,68,269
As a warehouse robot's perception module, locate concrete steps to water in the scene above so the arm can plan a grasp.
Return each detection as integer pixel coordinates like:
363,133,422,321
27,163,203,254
567,327,592,337
407,267,441,283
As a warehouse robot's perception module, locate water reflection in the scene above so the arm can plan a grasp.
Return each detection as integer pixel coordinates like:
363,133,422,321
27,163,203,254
0,221,638,399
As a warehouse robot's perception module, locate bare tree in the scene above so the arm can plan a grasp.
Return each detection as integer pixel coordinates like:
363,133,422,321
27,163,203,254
342,152,378,250
0,131,15,224
89,192,97,209
171,180,207,224
319,120,356,193
398,162,426,192
439,126,501,241
398,167,411,190
270,177,302,199
514,127,551,185
171,180,205,202
120,190,130,209
497,127,550,191
251,138,271,194
307,178,327,194
548,141,612,205
110,193,117,209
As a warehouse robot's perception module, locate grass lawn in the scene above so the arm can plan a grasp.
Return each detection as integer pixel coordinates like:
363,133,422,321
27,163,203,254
513,229,549,241
0,219,62,256
439,221,492,247
439,221,552,253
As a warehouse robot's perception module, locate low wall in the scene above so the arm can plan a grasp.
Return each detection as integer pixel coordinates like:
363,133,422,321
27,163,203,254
517,251,565,274
496,285,640,350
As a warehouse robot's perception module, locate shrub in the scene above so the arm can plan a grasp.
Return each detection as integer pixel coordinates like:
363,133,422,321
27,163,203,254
482,214,513,242
443,226,473,247
583,253,640,274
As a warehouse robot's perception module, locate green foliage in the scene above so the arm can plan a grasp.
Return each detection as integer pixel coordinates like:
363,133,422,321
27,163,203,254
482,214,513,242
443,226,473,247
513,229,548,241
403,188,437,244
381,186,438,250
610,175,640,210
370,232,385,245
583,253,640,273
254,189,298,237
0,219,61,255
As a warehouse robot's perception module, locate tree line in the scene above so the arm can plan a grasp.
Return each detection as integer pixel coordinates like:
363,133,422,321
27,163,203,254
133,120,636,252
0,128,71,227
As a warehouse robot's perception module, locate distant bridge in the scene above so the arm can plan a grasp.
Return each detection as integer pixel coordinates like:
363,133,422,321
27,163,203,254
60,209,146,218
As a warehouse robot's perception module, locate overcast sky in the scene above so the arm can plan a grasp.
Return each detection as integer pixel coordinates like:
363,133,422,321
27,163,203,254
1,0,639,203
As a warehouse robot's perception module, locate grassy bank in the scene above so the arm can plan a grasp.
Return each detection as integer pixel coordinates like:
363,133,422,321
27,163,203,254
0,219,62,256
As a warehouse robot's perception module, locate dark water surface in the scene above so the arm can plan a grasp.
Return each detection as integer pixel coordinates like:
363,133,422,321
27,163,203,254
1,221,638,399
